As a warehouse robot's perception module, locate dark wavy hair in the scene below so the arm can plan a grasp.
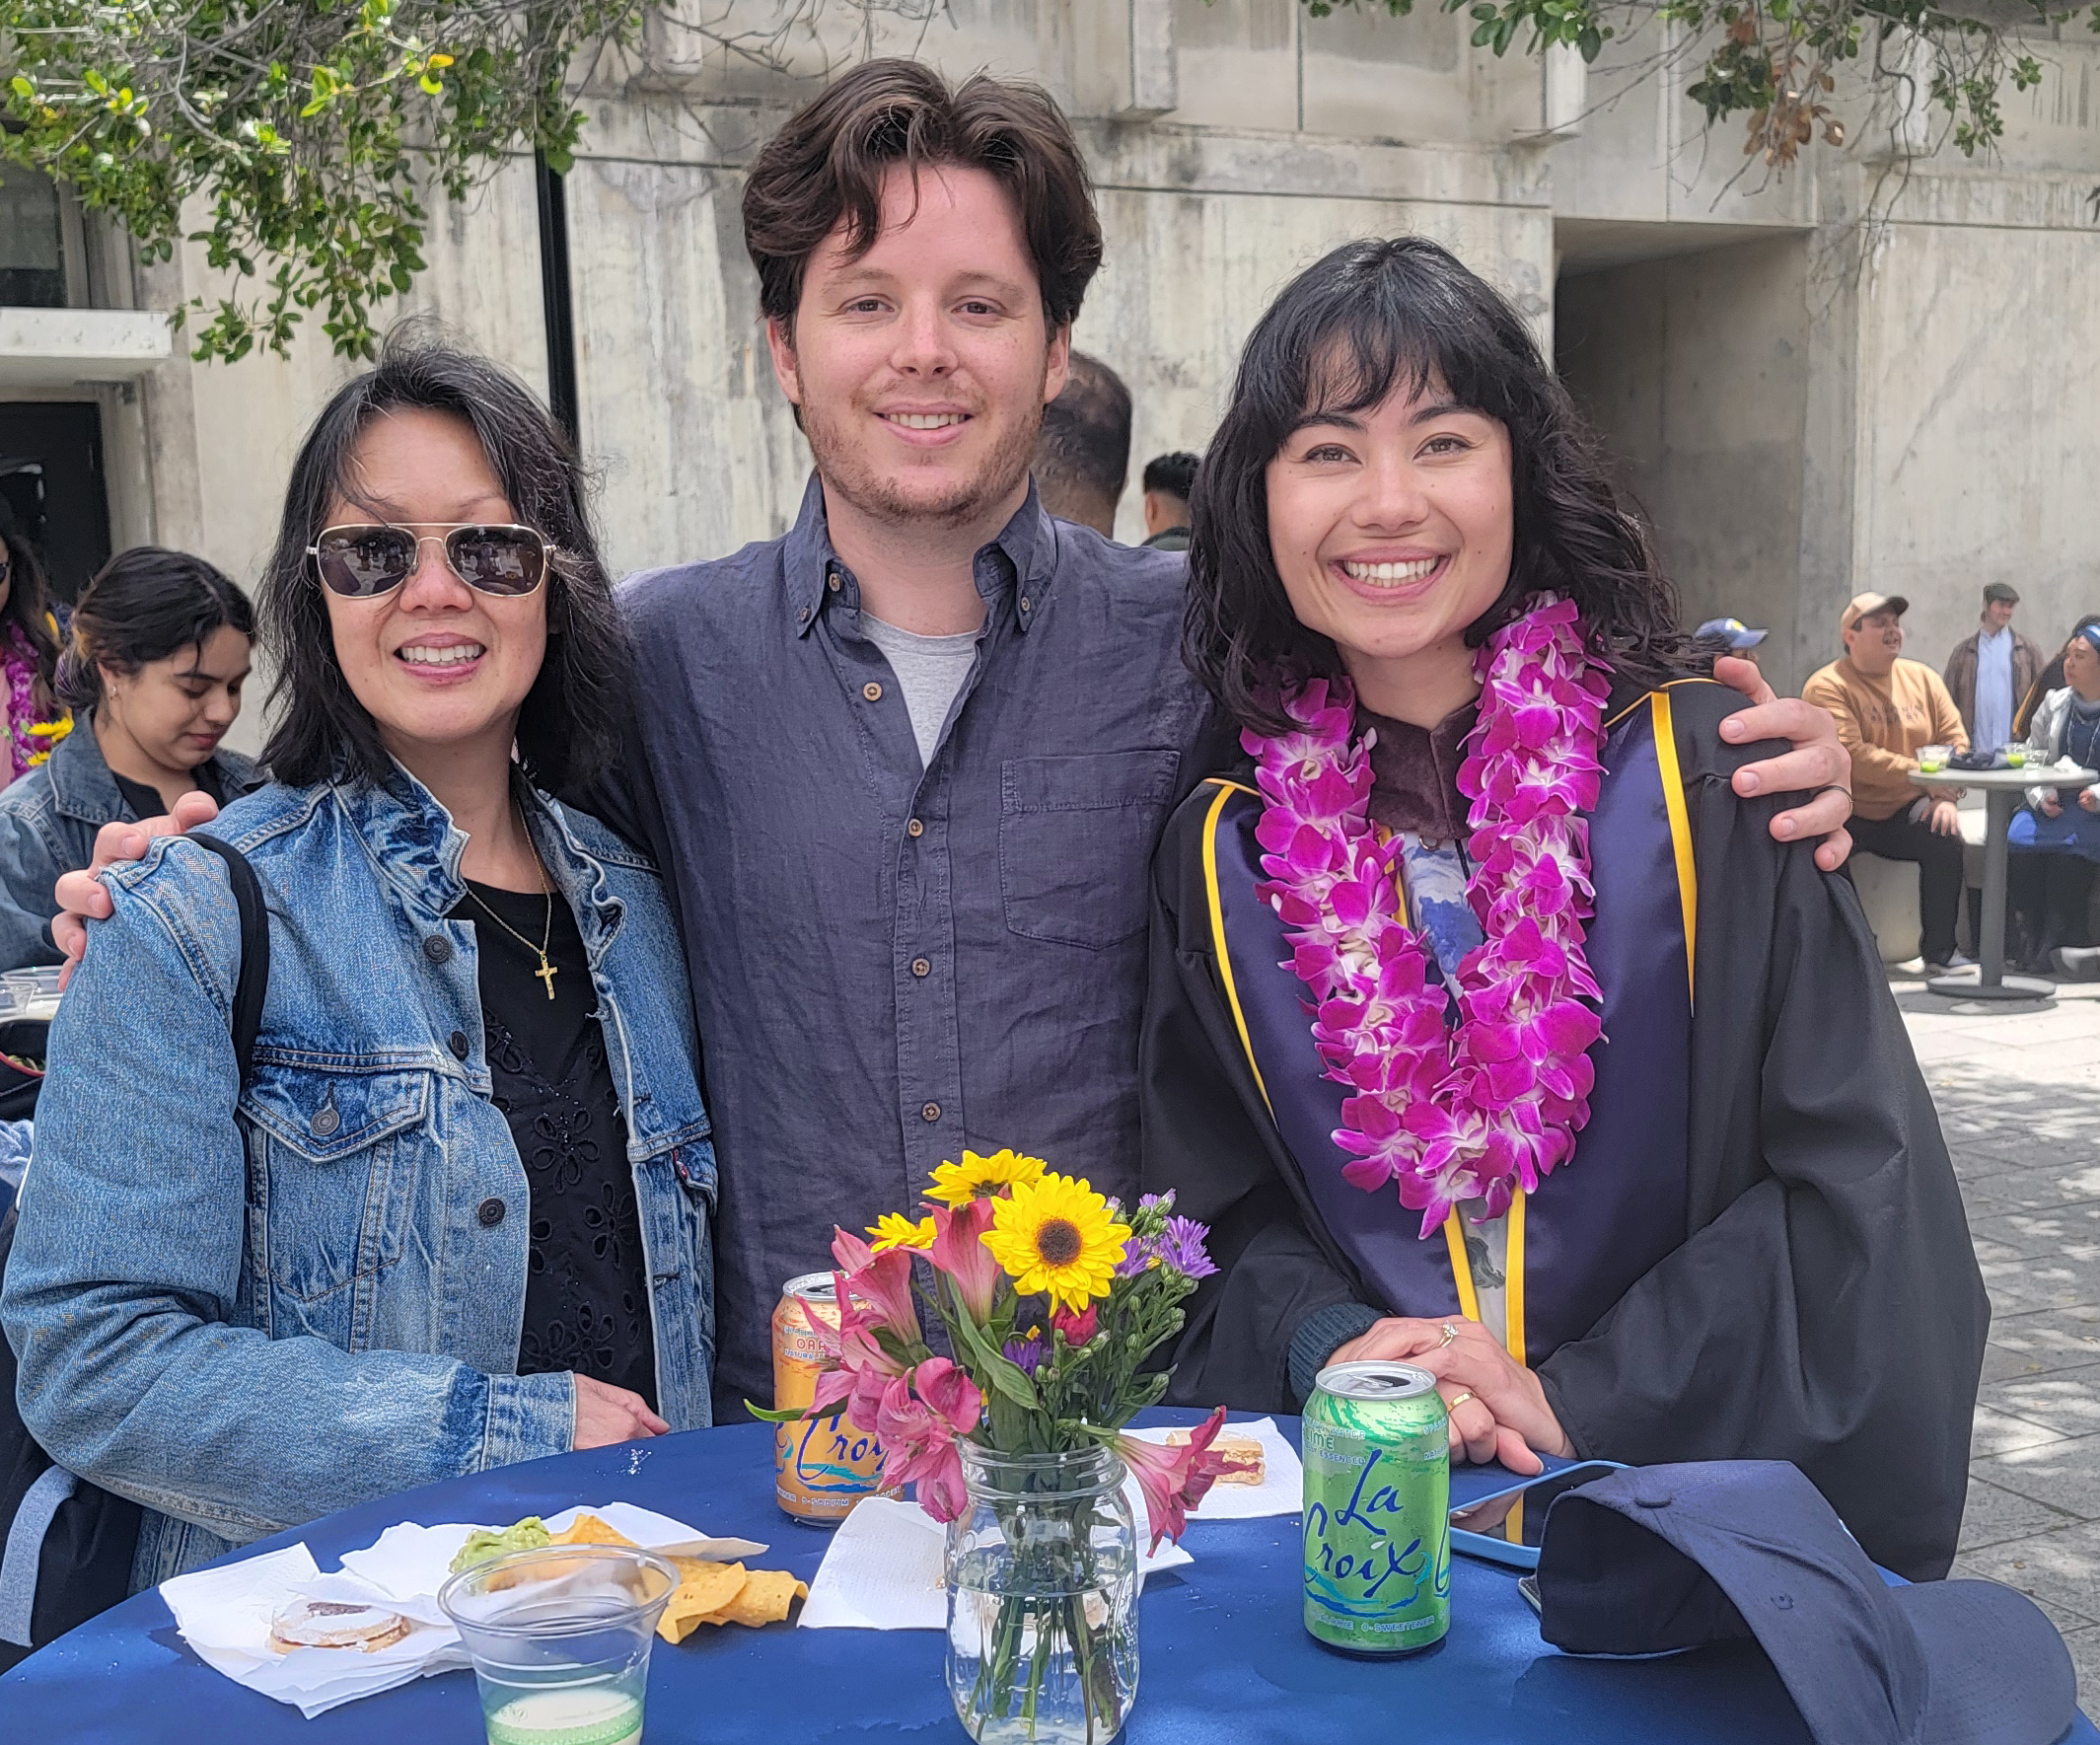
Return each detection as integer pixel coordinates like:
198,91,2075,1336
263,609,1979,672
258,332,630,793
1185,237,1702,735
56,546,253,713
0,532,63,717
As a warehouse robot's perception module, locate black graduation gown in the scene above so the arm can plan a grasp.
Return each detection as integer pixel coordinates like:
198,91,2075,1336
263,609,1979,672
1140,678,1987,1580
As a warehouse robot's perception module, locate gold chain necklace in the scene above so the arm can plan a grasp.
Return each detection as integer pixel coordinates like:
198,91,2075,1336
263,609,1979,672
462,814,558,999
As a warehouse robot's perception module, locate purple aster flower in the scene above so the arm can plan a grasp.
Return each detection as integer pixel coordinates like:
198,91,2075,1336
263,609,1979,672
1002,1333,1045,1376
1155,1216,1217,1280
1115,1237,1158,1279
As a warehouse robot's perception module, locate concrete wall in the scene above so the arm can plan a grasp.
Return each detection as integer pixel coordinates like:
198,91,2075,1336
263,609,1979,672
25,0,2098,756
1556,234,1813,691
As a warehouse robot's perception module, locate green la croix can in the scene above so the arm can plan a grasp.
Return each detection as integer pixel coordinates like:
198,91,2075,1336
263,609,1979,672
1301,1359,1451,1655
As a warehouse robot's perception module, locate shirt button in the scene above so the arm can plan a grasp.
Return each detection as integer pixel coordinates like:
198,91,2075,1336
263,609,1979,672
911,958,930,979
449,1030,471,1059
797,606,810,623
829,574,842,593
1020,595,1032,613
906,818,924,838
921,1102,941,1123
477,1197,506,1227
309,1105,340,1138
422,935,454,965
863,681,883,702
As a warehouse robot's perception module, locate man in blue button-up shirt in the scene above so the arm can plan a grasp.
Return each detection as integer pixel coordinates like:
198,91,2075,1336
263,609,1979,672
56,61,1855,1426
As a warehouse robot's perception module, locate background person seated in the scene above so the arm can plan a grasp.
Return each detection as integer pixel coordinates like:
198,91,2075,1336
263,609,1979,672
2010,620,2100,974
1804,593,1972,970
0,548,258,971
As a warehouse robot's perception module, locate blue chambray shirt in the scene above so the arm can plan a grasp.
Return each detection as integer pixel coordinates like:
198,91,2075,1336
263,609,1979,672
594,476,1221,1419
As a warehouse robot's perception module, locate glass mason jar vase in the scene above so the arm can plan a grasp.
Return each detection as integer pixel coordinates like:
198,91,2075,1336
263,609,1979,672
944,1442,1139,1745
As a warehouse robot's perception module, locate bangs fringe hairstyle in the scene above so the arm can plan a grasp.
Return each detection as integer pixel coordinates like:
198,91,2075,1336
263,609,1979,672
258,332,630,794
1185,236,1702,736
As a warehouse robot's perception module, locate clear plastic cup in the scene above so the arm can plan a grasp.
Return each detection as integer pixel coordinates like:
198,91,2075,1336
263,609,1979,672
2005,744,2029,768
2,967,63,1021
1919,745,1950,774
438,1544,681,1745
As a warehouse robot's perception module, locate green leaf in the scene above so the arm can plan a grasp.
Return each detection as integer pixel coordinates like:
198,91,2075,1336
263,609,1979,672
947,1304,1043,1413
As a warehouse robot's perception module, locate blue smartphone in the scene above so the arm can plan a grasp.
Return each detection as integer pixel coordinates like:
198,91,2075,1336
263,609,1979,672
1447,1459,1628,1570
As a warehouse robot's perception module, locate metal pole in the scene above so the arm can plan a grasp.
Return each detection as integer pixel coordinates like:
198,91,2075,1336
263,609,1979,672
534,151,579,444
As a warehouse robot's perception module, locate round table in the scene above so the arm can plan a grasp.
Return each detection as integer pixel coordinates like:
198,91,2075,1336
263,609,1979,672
3,1413,2089,1744
1915,763,2098,1002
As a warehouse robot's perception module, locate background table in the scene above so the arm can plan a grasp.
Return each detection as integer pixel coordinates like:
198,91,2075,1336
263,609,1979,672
4,1413,2090,1744
1916,764,2097,1001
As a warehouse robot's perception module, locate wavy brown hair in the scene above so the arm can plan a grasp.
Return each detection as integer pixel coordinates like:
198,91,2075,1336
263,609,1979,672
742,57,1103,335
1185,237,1702,735
0,532,62,717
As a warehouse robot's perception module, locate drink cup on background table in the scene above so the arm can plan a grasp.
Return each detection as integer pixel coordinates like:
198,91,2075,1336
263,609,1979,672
3,967,63,1021
2005,744,2029,768
1919,745,1950,774
438,1544,680,1745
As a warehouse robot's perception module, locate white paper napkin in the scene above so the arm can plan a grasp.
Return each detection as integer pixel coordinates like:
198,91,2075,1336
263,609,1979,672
159,1543,466,1719
799,1494,1193,1632
161,1500,758,1716
1122,1417,1303,1522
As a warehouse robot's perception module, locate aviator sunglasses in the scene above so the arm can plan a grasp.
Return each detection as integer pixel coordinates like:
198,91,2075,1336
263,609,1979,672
309,523,553,600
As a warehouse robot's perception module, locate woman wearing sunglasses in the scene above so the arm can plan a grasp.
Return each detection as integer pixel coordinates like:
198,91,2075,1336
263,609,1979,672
2,338,716,1586
0,546,258,971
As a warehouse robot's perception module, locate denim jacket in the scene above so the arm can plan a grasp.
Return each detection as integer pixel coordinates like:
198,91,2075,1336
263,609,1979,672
0,767,716,1587
0,717,261,971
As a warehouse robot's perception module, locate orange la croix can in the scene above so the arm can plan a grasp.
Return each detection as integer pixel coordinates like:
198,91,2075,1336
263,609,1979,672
772,1272,886,1520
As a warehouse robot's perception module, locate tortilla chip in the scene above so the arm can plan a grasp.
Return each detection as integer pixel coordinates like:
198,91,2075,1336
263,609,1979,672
550,1513,638,1549
656,1560,748,1644
712,1568,807,1628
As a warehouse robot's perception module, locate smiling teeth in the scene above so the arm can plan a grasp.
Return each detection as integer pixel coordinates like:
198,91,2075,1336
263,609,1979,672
1342,558,1440,585
889,413,966,429
399,643,482,665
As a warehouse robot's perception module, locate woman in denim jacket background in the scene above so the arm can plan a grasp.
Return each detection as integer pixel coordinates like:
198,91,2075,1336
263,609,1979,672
1,339,716,1587
0,548,260,970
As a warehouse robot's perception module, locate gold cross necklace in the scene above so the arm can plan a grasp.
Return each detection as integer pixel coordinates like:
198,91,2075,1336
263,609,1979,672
462,812,558,999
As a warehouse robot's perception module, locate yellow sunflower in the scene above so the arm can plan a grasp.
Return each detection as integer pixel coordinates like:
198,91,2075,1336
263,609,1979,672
866,1211,937,1253
981,1173,1130,1313
925,1148,1048,1208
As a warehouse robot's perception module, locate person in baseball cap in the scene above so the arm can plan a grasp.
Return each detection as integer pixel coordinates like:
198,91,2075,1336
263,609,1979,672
1696,617,1770,651
1803,594,1973,969
1536,1461,2076,1745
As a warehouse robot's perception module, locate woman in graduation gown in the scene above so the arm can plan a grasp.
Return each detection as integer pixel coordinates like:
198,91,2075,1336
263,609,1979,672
1141,237,1985,1580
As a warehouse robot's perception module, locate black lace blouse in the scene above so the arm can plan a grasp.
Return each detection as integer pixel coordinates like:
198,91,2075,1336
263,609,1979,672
462,879,657,1411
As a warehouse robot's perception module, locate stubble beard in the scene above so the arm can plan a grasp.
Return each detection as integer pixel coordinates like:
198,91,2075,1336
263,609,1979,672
800,395,1045,535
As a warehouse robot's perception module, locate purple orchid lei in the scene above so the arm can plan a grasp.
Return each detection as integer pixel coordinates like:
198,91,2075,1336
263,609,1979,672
1243,594,1611,1238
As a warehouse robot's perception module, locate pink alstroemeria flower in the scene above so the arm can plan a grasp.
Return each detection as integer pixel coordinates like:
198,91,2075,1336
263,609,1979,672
927,1197,1002,1322
878,1360,982,1524
1116,1405,1232,1553
831,1226,917,1339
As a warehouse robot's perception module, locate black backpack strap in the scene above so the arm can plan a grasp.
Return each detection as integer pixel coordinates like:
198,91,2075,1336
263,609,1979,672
187,833,269,1084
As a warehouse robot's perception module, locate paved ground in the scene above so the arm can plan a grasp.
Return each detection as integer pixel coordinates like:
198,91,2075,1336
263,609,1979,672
1902,969,2100,1696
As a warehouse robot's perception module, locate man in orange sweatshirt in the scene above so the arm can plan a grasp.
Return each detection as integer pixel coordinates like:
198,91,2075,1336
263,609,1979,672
1803,594,1972,968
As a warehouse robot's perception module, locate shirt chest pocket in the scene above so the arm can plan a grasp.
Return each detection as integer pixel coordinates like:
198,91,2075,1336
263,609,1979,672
240,1066,432,1305
999,751,1181,950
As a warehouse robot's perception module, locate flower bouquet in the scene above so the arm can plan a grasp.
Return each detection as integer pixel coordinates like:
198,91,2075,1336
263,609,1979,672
759,1149,1230,1744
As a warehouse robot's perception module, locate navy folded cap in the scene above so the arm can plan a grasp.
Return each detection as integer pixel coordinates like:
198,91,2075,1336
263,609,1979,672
1534,1462,2076,1745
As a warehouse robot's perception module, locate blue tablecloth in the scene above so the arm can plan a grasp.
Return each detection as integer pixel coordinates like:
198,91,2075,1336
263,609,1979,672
3,1411,2089,1744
